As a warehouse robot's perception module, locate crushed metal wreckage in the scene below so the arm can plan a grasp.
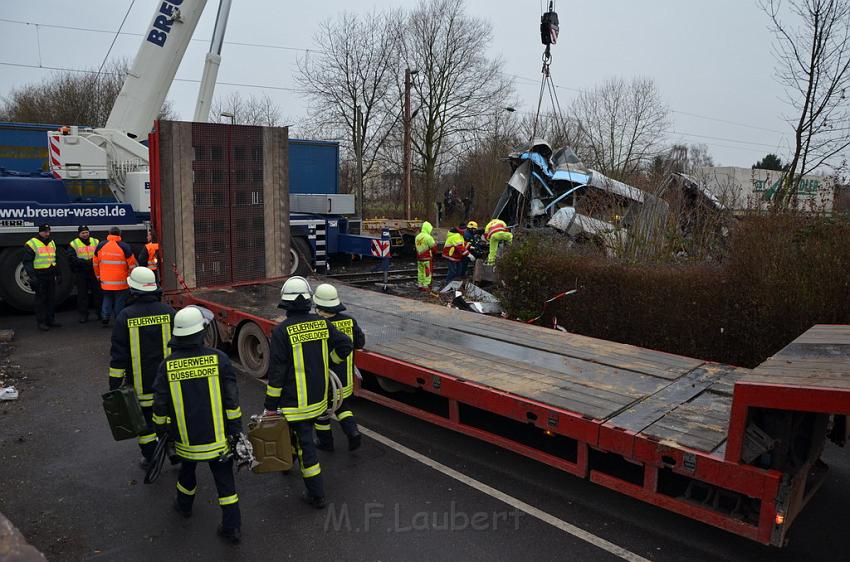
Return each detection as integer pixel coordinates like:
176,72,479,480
492,139,671,254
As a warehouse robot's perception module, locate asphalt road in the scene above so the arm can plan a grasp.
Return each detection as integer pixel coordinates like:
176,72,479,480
1,305,849,562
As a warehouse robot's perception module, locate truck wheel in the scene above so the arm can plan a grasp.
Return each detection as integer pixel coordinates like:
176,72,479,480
236,321,270,378
0,248,73,312
289,237,312,277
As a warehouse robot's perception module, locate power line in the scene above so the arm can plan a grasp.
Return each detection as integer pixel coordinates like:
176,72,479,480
508,72,789,136
0,16,327,55
95,0,136,78
0,61,301,92
2,15,790,138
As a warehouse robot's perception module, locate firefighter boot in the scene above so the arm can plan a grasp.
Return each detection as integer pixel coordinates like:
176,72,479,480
314,418,334,452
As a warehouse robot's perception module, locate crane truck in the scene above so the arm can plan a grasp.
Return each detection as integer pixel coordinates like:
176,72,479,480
0,0,381,312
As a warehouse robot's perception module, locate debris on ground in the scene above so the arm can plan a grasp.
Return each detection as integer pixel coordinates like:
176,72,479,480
0,330,14,343
441,280,504,315
0,386,19,401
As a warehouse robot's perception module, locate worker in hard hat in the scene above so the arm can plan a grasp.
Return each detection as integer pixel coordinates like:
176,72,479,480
414,221,438,292
441,226,469,287
108,266,175,469
152,305,243,544
264,276,353,508
483,219,513,265
313,283,365,452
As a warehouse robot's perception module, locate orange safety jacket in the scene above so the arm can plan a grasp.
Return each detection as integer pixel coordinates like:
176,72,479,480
145,243,160,271
93,234,137,291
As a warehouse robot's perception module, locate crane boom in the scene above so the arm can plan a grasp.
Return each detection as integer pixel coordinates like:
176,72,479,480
106,0,209,139
193,0,232,122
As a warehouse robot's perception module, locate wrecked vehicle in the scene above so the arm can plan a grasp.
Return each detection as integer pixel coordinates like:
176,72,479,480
492,139,669,254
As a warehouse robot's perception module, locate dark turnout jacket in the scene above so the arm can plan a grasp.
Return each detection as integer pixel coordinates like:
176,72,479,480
109,294,175,407
264,310,353,422
152,339,242,461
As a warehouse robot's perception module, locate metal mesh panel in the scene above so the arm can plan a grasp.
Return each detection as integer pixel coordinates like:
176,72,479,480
229,126,266,282
191,123,266,286
192,123,232,286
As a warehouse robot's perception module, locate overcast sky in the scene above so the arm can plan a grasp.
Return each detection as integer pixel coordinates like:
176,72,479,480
0,0,796,167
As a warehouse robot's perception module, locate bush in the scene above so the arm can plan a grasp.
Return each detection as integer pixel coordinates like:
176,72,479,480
497,214,850,367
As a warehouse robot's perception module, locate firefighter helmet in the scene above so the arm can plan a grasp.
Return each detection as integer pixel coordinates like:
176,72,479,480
313,283,345,312
127,266,158,292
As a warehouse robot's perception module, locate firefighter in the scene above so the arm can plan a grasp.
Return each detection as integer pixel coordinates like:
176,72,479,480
264,276,353,508
441,226,469,287
414,221,438,292
23,224,61,331
137,229,161,283
484,219,513,265
152,306,243,544
313,283,365,452
67,225,101,323
108,266,175,468
460,220,478,278
93,226,137,326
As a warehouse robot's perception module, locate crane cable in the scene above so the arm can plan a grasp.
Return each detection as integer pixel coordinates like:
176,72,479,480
94,0,136,81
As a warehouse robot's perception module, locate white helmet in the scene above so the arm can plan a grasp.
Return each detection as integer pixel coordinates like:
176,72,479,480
280,276,312,302
173,305,213,336
313,283,344,311
127,266,158,292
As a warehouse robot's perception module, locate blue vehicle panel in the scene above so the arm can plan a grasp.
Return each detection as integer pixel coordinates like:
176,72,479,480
289,139,339,194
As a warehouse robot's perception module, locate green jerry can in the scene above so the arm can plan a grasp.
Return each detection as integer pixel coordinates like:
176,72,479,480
248,415,293,473
102,387,148,441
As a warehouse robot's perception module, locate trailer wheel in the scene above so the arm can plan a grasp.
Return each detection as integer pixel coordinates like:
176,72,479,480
0,248,73,312
290,237,312,277
237,321,270,378
203,318,221,349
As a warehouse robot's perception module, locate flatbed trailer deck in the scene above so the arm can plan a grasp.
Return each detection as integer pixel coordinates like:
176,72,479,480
167,281,850,547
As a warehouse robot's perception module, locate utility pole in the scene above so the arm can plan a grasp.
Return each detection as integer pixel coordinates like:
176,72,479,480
355,105,364,217
403,69,417,220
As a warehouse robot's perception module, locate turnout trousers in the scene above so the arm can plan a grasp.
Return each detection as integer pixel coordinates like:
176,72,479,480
290,420,324,499
176,457,241,531
315,397,360,448
416,259,433,289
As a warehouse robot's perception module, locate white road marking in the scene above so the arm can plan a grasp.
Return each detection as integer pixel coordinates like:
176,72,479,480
241,367,649,560
359,426,652,562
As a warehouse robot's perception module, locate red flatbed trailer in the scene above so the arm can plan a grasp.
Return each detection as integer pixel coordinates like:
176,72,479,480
167,281,850,547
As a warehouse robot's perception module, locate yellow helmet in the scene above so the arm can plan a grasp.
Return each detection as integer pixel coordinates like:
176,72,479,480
467,221,478,229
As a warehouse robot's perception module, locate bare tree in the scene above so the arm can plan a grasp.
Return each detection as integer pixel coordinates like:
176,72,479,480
1,58,174,126
761,0,850,207
210,91,283,126
570,77,670,180
296,10,403,213
402,0,514,217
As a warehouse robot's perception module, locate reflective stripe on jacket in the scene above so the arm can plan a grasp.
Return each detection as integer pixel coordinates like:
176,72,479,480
109,296,175,407
328,313,366,399
145,243,159,270
415,221,437,261
93,234,137,291
441,232,468,262
25,238,56,269
152,346,242,461
265,311,354,421
70,237,99,261
484,219,508,241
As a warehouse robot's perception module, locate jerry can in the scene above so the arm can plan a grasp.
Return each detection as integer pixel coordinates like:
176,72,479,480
102,387,148,441
248,415,293,473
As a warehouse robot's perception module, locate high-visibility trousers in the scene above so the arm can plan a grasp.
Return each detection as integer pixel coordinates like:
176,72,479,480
487,232,513,265
417,259,432,288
